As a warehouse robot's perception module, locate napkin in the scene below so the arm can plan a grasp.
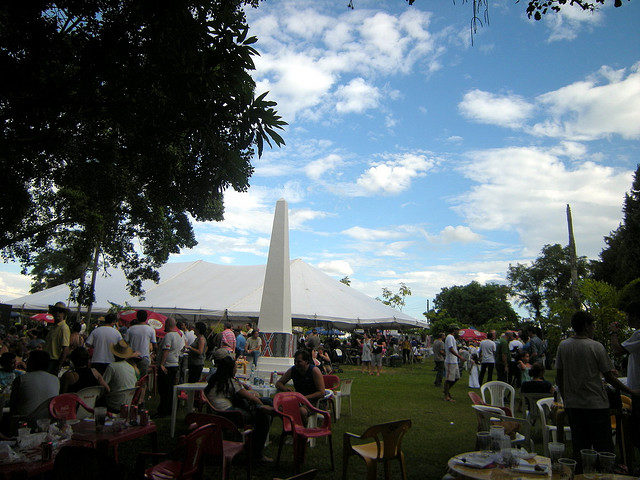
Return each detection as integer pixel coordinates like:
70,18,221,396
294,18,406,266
511,459,549,475
455,454,494,469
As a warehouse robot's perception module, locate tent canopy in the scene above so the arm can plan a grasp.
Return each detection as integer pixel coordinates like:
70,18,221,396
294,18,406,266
10,259,426,331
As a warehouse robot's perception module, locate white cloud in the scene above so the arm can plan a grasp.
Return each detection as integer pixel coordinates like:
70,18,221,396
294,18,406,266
438,225,482,243
342,226,405,241
532,63,640,140
353,153,436,195
454,146,633,257
290,209,329,229
542,4,603,42
317,260,353,277
0,271,31,301
458,89,534,128
304,154,343,180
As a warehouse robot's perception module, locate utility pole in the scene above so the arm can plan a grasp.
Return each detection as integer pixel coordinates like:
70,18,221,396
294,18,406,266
566,204,580,309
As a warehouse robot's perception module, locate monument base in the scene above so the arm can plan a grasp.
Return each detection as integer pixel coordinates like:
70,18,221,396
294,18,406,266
256,356,294,381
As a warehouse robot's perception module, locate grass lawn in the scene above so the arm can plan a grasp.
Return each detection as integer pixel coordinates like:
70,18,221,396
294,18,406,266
122,359,481,479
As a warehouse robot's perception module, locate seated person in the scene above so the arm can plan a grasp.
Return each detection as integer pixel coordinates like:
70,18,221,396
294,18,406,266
521,362,554,394
9,350,59,418
0,352,23,390
517,352,532,384
60,347,109,393
316,345,333,374
276,349,325,421
102,340,139,412
204,356,272,462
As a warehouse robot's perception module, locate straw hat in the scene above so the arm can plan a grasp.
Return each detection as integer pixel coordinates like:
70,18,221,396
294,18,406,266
109,339,136,359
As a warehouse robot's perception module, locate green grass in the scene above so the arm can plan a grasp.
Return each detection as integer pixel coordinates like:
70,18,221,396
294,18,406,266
122,359,481,479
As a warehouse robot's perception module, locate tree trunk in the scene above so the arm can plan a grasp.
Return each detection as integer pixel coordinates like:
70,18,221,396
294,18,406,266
84,243,101,322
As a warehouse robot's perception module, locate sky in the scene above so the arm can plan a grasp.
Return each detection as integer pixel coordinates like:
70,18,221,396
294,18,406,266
2,0,640,322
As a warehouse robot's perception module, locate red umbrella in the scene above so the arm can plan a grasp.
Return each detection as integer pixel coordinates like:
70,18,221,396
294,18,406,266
118,309,168,338
458,328,487,341
30,313,55,323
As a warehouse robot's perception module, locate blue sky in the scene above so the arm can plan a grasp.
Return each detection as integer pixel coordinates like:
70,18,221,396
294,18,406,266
2,0,640,321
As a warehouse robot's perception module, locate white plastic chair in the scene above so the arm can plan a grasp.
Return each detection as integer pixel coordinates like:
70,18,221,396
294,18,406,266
472,404,505,431
75,386,105,419
471,405,531,451
480,381,516,415
335,378,353,419
536,397,571,456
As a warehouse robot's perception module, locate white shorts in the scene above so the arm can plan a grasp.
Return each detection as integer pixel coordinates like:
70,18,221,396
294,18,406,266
445,363,460,382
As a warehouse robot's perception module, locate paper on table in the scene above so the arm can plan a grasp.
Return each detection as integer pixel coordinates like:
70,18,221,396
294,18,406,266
455,454,495,469
512,459,550,475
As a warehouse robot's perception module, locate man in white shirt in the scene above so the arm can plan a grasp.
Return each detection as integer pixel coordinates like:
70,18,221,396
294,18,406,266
444,325,463,402
86,313,122,374
124,310,157,376
611,301,640,456
478,331,496,385
508,335,524,386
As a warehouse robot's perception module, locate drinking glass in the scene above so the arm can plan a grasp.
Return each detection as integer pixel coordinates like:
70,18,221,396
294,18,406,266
94,406,107,432
476,431,491,455
548,442,565,473
580,449,598,479
490,425,505,452
36,418,51,433
558,458,577,480
499,434,516,467
597,451,616,480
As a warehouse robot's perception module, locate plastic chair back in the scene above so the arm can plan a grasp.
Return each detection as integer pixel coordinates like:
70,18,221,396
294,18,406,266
480,381,515,413
76,386,105,419
521,392,552,423
468,391,485,405
50,393,94,420
494,414,535,452
360,419,412,459
182,424,217,477
339,379,352,396
471,404,505,431
198,391,247,429
185,412,246,455
536,397,556,454
323,375,340,390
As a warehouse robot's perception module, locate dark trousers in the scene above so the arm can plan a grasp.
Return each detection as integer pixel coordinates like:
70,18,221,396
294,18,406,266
187,364,203,383
565,407,614,470
496,363,508,382
434,360,444,386
157,366,179,416
632,394,640,449
402,349,411,364
508,362,521,388
479,362,494,385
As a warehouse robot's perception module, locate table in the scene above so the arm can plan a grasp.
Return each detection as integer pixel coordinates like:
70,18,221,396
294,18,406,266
251,384,277,398
71,419,158,462
0,441,68,480
171,382,207,437
448,451,551,480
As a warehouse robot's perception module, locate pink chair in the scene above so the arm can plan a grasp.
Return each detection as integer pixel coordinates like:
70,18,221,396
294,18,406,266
273,392,333,473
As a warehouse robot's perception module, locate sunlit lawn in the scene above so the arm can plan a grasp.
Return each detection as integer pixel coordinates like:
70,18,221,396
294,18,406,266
123,359,480,479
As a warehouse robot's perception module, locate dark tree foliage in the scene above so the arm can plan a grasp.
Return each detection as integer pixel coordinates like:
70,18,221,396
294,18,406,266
0,1,286,299
433,281,519,326
525,0,630,20
592,165,640,289
507,244,589,319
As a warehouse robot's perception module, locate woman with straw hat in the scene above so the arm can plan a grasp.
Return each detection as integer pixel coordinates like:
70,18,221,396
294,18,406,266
103,339,139,411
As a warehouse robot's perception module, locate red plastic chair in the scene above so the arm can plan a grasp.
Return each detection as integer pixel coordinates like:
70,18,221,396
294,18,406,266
138,424,216,480
273,392,334,473
185,412,251,480
49,393,95,420
321,375,340,419
468,391,512,416
322,375,340,390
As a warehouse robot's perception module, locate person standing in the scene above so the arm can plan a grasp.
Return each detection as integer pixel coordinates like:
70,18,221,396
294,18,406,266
187,322,208,383
508,334,524,387
220,322,236,359
432,333,445,387
556,311,637,467
371,332,386,376
610,301,640,460
245,328,263,367
86,313,122,374
360,333,373,374
155,317,184,417
495,331,510,382
468,341,480,388
306,329,321,350
444,325,463,402
235,328,247,358
478,331,496,385
44,302,71,375
124,310,157,377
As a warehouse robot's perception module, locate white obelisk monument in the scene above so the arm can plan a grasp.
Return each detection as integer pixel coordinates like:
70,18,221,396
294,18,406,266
257,198,295,373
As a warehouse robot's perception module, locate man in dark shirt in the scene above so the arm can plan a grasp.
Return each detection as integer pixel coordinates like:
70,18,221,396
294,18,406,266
276,350,325,421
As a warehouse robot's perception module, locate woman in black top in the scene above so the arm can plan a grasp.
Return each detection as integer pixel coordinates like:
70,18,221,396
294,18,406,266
60,347,109,393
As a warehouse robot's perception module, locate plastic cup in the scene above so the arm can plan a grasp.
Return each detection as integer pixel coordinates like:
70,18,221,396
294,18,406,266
94,406,107,432
490,425,505,452
558,458,577,480
581,449,598,479
36,419,50,433
597,451,616,480
476,431,491,455
548,442,565,472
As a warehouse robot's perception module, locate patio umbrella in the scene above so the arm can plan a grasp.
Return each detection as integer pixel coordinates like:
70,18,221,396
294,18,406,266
30,313,55,323
458,328,487,341
118,309,168,338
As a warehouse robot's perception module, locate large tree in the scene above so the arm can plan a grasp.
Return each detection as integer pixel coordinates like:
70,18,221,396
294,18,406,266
507,244,589,319
592,165,640,289
0,1,285,303
433,281,518,327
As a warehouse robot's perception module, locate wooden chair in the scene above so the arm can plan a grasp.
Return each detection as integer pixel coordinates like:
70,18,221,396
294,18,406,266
184,412,252,480
342,419,412,480
480,381,515,416
273,392,333,473
274,470,318,480
138,424,216,480
49,393,95,421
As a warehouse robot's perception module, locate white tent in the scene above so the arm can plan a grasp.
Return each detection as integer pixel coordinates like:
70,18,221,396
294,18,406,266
9,259,426,330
